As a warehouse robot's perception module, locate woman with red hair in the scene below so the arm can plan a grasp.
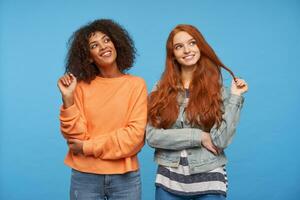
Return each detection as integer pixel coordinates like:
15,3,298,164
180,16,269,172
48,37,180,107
146,24,248,200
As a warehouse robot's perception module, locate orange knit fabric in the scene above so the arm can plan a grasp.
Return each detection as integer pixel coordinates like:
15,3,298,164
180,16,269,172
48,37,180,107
60,75,147,174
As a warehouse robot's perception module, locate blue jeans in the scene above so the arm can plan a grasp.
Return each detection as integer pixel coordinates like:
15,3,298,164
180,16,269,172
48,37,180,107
70,169,141,200
155,186,226,200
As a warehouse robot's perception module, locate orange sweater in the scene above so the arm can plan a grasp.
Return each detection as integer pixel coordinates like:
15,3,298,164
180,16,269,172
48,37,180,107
60,75,147,174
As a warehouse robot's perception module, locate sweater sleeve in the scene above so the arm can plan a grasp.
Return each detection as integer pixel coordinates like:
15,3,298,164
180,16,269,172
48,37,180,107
82,79,147,160
59,85,89,140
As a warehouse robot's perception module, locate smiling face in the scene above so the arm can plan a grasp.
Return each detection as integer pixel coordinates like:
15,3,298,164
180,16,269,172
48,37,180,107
88,31,117,69
172,31,201,67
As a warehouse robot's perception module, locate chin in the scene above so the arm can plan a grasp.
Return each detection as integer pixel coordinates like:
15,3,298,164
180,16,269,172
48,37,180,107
101,58,116,65
182,61,198,66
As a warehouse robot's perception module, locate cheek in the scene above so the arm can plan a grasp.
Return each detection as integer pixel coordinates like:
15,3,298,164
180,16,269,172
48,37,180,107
196,50,201,58
193,47,201,58
89,54,96,62
89,50,97,58
195,47,201,55
173,51,182,60
110,43,117,52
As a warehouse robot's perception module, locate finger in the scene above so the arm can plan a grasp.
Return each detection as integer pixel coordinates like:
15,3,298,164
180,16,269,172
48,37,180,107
57,79,64,88
234,77,242,82
65,75,71,85
237,82,244,87
70,74,77,84
60,78,66,86
68,74,73,85
62,77,69,86
238,83,246,88
235,79,242,85
211,145,219,155
62,74,69,84
69,73,76,80
237,80,246,87
65,74,70,85
232,79,240,86
215,146,221,155
68,139,75,144
211,148,218,155
208,146,218,155
238,80,246,86
240,79,246,84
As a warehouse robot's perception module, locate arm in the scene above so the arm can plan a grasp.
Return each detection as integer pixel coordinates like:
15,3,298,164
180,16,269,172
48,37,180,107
146,124,202,150
59,84,89,140
211,80,247,149
145,82,202,151
82,80,148,160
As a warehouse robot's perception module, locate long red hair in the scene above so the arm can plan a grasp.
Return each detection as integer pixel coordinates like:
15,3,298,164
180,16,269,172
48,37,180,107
148,24,236,131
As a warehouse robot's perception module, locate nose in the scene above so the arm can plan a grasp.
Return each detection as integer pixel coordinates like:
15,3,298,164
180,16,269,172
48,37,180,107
98,42,106,50
183,44,190,54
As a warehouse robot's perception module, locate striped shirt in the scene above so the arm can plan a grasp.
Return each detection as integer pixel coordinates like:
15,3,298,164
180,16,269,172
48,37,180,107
155,150,228,196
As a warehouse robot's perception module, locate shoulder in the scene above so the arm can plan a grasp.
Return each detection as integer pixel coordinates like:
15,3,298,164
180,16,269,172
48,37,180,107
221,86,229,98
75,80,91,92
126,74,147,88
150,80,160,92
221,86,234,103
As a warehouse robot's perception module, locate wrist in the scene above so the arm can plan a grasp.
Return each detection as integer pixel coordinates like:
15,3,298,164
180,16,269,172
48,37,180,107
231,91,241,96
62,95,74,109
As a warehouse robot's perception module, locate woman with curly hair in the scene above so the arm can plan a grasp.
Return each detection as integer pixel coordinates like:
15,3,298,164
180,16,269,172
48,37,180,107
146,24,248,200
57,19,147,200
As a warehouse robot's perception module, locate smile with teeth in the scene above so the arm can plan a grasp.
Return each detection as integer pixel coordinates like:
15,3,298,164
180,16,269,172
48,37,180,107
183,54,195,60
100,50,112,57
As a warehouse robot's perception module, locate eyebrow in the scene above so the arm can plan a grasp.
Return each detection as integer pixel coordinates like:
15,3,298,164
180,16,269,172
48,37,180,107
173,38,195,47
89,35,108,45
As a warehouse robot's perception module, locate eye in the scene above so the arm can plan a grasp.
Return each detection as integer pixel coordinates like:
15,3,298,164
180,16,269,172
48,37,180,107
90,43,98,49
103,37,111,43
190,40,197,46
174,44,183,50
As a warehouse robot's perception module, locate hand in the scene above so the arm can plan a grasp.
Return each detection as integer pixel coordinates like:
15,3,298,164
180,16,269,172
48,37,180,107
57,73,77,108
57,73,77,97
201,132,221,155
67,139,83,155
231,78,248,96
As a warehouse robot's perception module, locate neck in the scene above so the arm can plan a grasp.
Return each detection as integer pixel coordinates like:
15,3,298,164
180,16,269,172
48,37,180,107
181,64,196,89
97,62,123,78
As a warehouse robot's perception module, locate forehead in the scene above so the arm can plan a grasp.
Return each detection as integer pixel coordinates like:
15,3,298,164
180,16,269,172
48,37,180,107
89,31,107,42
173,31,194,44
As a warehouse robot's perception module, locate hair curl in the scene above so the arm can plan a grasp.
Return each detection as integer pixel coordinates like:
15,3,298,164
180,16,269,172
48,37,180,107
148,24,236,131
65,19,136,83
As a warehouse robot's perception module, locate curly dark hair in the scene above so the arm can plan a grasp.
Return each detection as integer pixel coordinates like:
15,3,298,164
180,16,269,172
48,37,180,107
65,19,136,83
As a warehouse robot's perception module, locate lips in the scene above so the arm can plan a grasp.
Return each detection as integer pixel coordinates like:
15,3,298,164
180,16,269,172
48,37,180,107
100,50,112,57
183,54,195,60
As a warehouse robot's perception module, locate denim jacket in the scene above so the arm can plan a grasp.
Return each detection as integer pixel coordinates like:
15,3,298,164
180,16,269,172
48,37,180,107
146,87,244,174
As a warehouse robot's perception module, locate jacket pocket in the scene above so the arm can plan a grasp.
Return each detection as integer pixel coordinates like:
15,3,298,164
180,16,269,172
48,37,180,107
154,150,180,167
198,148,218,164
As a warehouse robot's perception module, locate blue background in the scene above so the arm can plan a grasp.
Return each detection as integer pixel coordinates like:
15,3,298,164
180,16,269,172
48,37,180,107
1,0,299,199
